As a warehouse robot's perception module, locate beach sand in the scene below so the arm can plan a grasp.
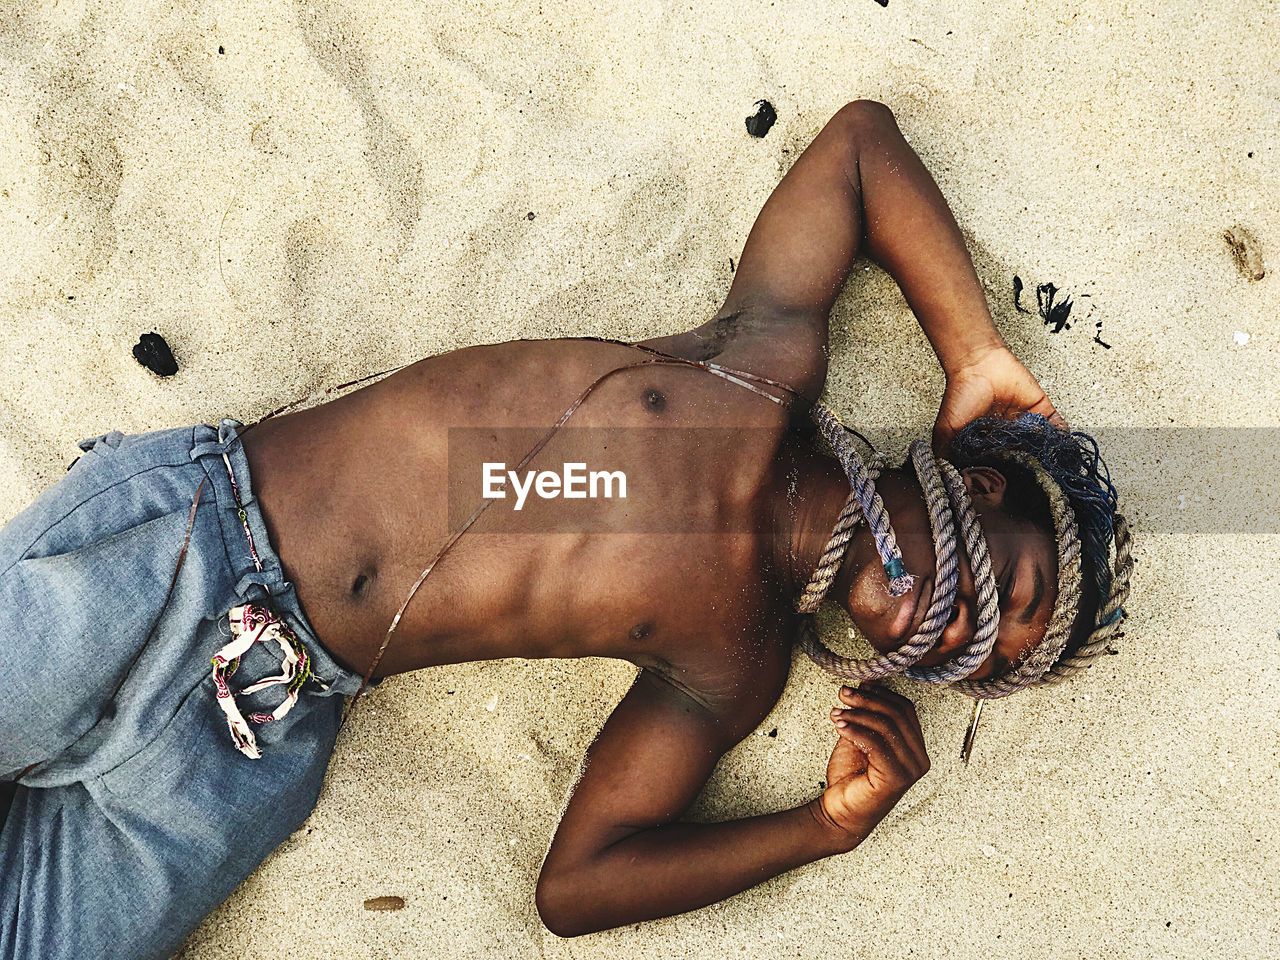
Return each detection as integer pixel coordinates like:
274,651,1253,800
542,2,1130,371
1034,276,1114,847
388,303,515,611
1,1,1277,957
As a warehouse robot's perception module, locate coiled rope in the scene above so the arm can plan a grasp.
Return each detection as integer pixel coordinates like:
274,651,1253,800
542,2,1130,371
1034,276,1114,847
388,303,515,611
795,401,1134,699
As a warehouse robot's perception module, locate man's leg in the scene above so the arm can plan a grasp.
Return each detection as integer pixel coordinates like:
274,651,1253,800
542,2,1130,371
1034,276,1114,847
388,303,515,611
0,674,345,960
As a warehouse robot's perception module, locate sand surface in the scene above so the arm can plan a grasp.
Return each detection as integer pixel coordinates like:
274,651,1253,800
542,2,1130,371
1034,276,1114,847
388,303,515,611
2,1,1278,957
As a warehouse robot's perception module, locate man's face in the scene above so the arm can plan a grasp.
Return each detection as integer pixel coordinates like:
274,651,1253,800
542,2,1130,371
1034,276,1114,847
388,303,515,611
839,465,1057,680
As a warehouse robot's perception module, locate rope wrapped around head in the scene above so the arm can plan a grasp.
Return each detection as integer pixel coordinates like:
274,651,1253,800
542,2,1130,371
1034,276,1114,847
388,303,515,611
795,402,1134,699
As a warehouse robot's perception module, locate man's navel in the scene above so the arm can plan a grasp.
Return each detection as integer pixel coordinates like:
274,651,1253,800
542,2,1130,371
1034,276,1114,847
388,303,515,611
350,565,378,600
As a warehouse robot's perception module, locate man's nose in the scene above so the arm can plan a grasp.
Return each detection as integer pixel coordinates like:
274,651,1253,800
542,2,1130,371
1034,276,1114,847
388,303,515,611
943,541,982,648
941,595,977,651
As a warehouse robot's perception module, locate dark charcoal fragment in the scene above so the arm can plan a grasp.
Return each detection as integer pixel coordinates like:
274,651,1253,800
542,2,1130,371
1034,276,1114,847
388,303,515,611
1013,274,1028,313
745,100,777,138
133,332,178,377
1036,282,1073,333
768,728,778,738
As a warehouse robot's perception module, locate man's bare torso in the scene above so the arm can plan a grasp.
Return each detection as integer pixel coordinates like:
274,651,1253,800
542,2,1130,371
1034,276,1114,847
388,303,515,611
240,337,797,704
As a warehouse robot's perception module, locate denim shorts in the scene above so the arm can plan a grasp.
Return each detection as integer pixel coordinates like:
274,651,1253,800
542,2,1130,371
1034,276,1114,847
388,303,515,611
0,418,364,960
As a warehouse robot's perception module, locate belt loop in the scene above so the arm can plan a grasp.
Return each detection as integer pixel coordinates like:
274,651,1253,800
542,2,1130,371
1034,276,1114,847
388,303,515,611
189,418,246,463
218,418,244,446
235,570,278,598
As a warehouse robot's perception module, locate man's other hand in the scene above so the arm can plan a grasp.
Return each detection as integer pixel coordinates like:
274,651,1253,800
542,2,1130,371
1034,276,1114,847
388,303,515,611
932,344,1069,458
818,684,930,843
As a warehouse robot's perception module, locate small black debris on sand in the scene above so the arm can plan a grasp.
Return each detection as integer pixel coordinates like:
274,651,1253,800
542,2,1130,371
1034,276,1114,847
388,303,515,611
526,211,535,220
873,0,889,7
1036,282,1073,333
1014,276,1112,347
768,728,778,738
133,332,178,377
1223,224,1265,280
729,256,736,273
218,45,225,55
1013,274,1028,313
363,896,406,911
745,100,777,138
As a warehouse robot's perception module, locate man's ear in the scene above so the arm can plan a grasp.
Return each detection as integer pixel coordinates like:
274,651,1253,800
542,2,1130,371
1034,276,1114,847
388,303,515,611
961,466,1007,507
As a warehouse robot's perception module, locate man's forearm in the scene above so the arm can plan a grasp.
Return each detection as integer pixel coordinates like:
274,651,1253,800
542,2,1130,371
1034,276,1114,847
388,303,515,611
850,104,1006,373
537,798,864,937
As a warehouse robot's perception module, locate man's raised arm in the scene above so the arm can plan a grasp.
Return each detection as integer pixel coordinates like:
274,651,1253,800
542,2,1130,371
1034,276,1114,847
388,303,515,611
640,99,1025,419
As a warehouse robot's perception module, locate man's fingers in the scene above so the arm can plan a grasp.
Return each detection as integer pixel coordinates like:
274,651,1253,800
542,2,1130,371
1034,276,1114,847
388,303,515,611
831,723,912,783
831,710,927,775
836,685,928,769
831,707,899,746
834,691,926,773
838,684,920,726
1026,396,1069,432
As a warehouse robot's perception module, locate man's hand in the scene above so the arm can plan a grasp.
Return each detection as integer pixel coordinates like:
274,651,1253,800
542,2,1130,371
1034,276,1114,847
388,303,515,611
932,344,1069,458
818,684,930,843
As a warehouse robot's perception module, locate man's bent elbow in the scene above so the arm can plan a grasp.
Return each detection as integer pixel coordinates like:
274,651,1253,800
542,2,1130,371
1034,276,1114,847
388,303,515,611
535,872,593,939
836,98,899,134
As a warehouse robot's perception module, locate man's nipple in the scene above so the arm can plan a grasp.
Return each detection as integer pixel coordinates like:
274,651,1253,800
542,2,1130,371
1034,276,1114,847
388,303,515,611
628,620,654,643
642,388,667,413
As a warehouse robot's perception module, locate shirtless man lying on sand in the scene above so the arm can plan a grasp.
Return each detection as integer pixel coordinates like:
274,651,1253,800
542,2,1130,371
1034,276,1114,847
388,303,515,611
0,99,1125,957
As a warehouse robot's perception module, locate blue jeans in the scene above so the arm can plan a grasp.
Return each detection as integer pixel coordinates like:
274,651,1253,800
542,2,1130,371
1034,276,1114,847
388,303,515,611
0,419,364,960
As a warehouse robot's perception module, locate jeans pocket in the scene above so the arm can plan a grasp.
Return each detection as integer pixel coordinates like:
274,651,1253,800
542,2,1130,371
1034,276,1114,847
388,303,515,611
96,676,216,802
0,505,208,776
97,670,341,843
